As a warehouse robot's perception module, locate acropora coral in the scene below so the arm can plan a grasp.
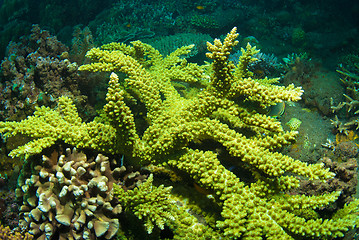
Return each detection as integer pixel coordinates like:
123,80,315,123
0,27,358,239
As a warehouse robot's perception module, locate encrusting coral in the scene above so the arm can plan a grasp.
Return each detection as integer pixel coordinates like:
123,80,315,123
1,27,358,239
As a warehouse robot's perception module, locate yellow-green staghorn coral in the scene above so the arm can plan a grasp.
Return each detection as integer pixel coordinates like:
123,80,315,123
113,174,223,239
0,96,117,158
172,149,353,239
114,174,175,235
1,27,358,239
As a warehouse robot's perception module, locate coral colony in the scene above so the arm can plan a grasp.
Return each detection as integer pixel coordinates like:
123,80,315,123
0,27,358,239
0,1,358,239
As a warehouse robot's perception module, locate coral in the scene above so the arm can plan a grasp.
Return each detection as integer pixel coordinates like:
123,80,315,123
0,24,94,121
95,21,155,45
291,27,306,46
0,96,116,159
0,148,21,178
114,174,224,239
114,174,174,234
330,115,353,135
190,15,219,29
335,140,359,159
282,53,343,116
15,147,124,239
331,62,359,131
231,50,284,78
0,190,21,229
89,0,179,44
0,225,33,239
69,26,95,64
144,33,213,58
289,157,357,210
1,28,358,239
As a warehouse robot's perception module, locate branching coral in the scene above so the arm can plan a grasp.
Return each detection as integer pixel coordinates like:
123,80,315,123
114,173,223,239
0,25,92,121
0,96,116,158
1,27,358,239
330,63,359,132
114,174,175,234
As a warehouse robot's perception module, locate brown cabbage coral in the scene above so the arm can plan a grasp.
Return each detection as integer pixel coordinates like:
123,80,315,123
16,147,124,240
1,28,358,239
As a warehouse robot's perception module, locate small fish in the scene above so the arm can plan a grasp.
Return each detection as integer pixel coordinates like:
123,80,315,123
194,182,211,195
253,69,265,78
196,5,205,10
267,101,285,118
125,23,131,28
286,118,302,131
301,108,311,113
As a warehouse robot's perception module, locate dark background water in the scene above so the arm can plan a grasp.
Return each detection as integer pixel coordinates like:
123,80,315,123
0,0,358,66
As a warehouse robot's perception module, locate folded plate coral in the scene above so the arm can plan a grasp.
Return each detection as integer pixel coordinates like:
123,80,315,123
1,27,358,239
